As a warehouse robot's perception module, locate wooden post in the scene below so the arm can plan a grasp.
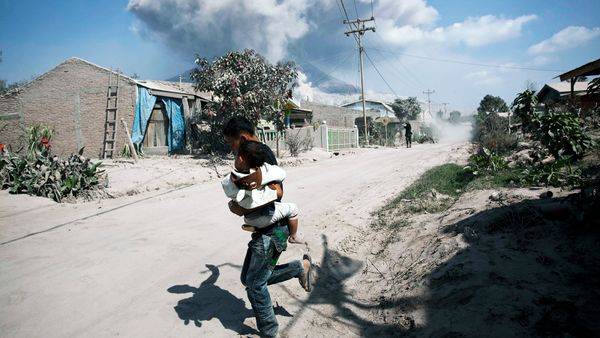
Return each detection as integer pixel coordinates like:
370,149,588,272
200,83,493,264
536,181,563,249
120,118,139,163
182,96,192,153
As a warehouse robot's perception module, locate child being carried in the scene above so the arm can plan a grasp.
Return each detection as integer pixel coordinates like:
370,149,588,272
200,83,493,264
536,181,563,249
221,140,302,244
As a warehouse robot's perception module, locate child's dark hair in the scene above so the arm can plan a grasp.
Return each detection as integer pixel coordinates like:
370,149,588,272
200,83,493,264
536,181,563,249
238,140,267,168
223,116,255,138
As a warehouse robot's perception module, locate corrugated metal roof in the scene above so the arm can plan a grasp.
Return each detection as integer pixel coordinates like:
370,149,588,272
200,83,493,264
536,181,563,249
135,80,212,100
340,99,394,112
544,81,590,93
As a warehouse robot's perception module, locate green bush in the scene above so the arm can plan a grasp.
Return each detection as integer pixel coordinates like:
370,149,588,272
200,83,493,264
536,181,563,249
473,111,517,155
519,160,582,187
465,147,508,176
536,109,594,161
0,147,104,202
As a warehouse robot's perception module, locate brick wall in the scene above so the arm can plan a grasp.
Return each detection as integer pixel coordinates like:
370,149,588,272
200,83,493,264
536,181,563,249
0,58,137,158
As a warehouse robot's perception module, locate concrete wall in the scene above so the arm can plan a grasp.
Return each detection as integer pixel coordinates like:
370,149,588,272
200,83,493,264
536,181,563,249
0,58,137,158
301,101,379,128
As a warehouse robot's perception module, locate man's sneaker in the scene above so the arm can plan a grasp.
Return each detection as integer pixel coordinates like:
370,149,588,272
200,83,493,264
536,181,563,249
299,254,314,292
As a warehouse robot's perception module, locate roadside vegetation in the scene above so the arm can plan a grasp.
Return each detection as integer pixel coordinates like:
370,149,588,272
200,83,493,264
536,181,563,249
374,81,600,229
0,124,105,202
367,82,600,337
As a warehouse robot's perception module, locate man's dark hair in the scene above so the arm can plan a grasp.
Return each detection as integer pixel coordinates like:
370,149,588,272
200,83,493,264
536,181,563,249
223,116,255,137
238,140,267,168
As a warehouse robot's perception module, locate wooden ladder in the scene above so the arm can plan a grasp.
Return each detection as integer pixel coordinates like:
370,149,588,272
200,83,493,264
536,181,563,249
102,69,119,159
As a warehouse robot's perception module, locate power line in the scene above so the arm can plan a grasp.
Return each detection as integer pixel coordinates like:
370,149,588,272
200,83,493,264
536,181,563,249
339,0,359,44
370,47,565,72
369,31,428,90
363,49,398,97
305,52,356,86
366,41,426,92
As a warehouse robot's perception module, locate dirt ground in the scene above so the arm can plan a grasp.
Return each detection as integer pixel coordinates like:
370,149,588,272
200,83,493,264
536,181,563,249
0,141,494,337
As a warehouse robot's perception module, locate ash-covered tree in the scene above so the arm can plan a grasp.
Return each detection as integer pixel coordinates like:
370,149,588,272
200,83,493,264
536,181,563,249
477,94,508,114
390,97,422,121
191,49,297,153
449,110,461,124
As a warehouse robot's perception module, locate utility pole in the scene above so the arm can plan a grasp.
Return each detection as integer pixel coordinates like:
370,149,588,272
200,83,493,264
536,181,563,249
440,102,449,119
344,17,375,145
423,89,435,122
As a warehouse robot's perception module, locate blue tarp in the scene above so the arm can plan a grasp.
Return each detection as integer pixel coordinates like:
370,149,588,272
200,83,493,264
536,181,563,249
131,85,185,152
132,86,157,144
161,97,185,151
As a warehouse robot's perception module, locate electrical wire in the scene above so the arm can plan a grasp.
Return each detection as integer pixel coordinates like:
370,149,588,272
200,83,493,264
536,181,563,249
370,47,565,72
368,46,424,93
339,0,359,44
367,33,428,90
363,49,399,97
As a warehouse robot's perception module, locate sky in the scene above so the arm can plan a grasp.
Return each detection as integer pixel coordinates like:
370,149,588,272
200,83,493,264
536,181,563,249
1,0,599,113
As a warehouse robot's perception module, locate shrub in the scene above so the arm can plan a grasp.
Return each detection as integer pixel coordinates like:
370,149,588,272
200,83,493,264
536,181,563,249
511,89,538,132
415,125,438,144
0,147,104,202
536,109,594,161
519,160,582,187
473,112,517,155
285,128,313,157
465,147,508,176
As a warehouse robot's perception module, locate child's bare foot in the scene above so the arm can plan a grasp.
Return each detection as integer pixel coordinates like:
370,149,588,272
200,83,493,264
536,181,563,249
288,235,303,244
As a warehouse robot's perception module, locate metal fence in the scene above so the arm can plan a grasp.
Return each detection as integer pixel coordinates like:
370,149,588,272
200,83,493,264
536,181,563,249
257,125,358,153
320,125,359,152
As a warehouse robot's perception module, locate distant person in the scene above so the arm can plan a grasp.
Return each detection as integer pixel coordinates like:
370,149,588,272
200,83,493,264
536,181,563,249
222,116,314,338
221,139,302,243
404,122,412,148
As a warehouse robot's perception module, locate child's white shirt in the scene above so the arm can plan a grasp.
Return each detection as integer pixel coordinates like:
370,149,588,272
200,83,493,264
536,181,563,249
221,163,286,209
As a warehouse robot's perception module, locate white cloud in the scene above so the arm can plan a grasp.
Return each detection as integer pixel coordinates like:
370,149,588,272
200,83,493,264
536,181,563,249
127,0,334,61
295,70,398,106
369,0,438,26
464,70,502,86
532,55,556,66
378,14,537,47
528,26,600,55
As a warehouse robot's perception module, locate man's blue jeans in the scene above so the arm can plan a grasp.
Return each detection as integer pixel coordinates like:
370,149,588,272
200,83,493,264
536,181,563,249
241,226,304,338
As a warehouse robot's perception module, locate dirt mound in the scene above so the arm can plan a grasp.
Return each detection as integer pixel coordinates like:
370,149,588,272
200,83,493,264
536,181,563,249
361,187,600,337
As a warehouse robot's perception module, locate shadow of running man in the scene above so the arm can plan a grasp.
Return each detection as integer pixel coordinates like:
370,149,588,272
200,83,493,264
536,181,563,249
168,264,258,335
168,264,293,335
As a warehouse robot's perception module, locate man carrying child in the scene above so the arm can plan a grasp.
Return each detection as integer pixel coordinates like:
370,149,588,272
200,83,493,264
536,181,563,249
222,116,314,338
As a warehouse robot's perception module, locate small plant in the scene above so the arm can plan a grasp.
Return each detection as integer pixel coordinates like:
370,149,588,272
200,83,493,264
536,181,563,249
285,128,313,157
24,124,53,159
465,147,508,175
121,144,132,158
519,160,582,187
